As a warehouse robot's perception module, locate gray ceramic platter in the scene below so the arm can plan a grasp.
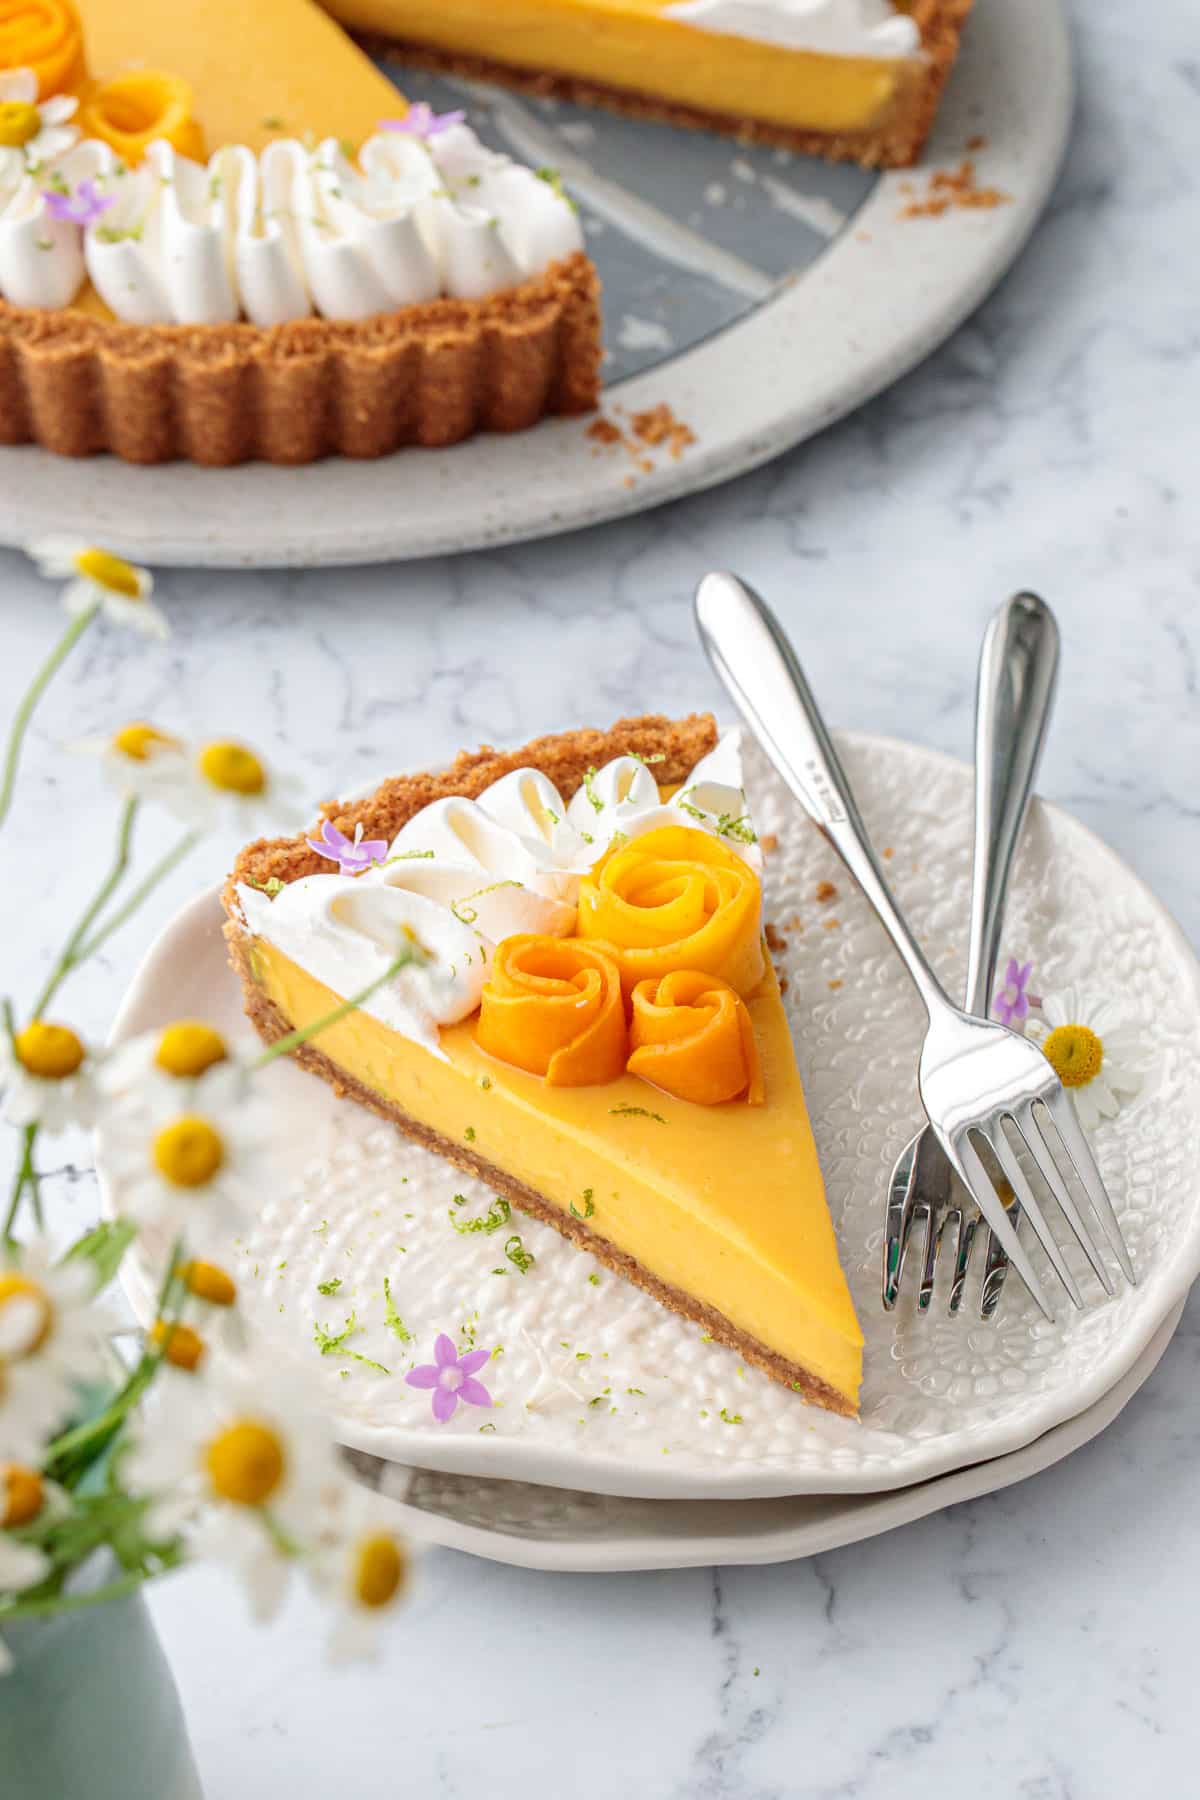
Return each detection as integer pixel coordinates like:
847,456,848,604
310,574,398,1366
0,0,1071,566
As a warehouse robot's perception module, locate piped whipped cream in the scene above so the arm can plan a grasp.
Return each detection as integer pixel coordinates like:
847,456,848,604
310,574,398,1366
0,101,584,324
237,732,760,1054
664,0,921,57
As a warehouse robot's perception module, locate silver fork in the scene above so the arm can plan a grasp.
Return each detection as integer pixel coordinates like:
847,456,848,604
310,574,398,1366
695,572,1136,1323
883,592,1117,1317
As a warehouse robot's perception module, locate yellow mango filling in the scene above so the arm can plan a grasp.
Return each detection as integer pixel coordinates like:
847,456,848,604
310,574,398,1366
325,0,921,135
250,938,862,1406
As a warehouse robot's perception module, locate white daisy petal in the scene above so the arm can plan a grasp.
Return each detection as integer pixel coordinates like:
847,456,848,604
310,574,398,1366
0,1243,104,1465
0,71,37,106
1028,982,1144,1136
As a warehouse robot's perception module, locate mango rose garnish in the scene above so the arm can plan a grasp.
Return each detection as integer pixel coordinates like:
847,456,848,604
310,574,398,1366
0,0,85,100
78,70,205,164
576,825,765,998
628,970,764,1106
477,936,627,1086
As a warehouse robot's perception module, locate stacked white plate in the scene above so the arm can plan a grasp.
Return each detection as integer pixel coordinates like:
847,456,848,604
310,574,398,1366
103,734,1200,1569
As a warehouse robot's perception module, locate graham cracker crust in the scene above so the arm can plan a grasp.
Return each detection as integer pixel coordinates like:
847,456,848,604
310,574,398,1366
222,712,856,1416
0,252,601,466
360,0,975,170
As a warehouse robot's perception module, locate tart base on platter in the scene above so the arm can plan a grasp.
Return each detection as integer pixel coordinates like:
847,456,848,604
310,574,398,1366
0,254,601,466
352,0,976,170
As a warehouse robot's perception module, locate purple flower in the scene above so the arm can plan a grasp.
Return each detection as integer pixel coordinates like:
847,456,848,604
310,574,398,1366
380,103,466,141
406,1333,492,1423
42,179,114,228
306,819,388,876
993,958,1039,1027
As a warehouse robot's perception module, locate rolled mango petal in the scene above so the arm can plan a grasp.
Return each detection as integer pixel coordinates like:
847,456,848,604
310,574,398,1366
78,70,205,164
576,825,764,997
628,970,764,1106
476,935,627,1086
0,0,85,100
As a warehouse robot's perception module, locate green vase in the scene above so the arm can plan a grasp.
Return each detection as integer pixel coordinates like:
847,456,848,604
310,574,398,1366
0,1552,203,1800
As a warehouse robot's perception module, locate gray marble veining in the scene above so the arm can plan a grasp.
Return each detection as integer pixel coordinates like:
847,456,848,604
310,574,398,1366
1,0,1198,1792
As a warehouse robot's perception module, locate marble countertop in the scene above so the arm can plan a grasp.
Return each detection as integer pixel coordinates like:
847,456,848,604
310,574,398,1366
2,0,1197,1792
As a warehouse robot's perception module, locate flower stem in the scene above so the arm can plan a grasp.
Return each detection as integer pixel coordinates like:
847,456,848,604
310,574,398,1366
32,795,139,1018
73,828,199,964
0,602,99,838
0,1563,168,1624
253,940,429,1070
2,1122,40,1243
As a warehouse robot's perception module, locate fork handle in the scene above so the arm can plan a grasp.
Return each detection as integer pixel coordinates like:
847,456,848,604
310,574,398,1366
695,572,951,1023
965,593,1060,1016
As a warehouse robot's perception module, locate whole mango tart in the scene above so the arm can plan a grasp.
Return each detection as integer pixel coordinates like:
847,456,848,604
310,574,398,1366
330,0,976,169
0,0,601,463
223,713,864,1418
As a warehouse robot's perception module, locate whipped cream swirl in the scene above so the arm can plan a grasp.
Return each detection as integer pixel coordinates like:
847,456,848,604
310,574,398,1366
237,733,760,1054
664,0,921,57
0,103,584,324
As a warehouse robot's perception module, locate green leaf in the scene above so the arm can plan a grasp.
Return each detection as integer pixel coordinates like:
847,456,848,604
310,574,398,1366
61,1219,137,1291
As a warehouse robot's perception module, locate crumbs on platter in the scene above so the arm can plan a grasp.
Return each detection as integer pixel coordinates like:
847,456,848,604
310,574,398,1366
899,156,1011,219
588,402,697,486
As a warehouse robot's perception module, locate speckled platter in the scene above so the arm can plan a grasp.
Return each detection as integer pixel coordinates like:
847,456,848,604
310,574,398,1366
100,731,1200,1500
0,0,1069,568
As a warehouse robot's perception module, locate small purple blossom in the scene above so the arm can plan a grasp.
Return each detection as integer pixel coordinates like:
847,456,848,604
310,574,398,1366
406,1333,492,1423
993,958,1040,1028
380,103,466,141
306,819,388,876
42,179,114,228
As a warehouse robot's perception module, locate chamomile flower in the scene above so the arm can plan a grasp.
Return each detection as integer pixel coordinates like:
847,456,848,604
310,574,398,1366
126,1360,343,1619
99,1019,251,1117
101,1077,268,1258
1027,985,1147,1134
0,72,79,167
0,1019,98,1132
73,721,189,805
307,1487,419,1663
154,738,307,836
0,1242,103,1464
27,540,167,639
0,1466,58,1666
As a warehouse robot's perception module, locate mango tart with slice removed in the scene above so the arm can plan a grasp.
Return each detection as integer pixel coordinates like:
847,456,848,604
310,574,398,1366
0,0,601,464
224,713,863,1418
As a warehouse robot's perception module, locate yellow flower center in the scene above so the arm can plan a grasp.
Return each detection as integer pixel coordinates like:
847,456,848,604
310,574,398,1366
0,1275,53,1355
181,1259,237,1307
155,1021,228,1079
205,1419,285,1507
1,1464,44,1529
152,1115,225,1188
1042,1023,1104,1089
112,721,180,763
197,741,266,796
14,1019,85,1080
353,1533,408,1610
73,546,142,598
0,102,41,148
151,1318,206,1372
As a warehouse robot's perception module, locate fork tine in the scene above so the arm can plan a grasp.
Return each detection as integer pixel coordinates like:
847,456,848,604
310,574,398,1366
980,1202,1021,1318
938,1128,1055,1322
947,1210,975,1315
1038,1091,1136,1284
1017,1102,1115,1295
987,1122,1083,1307
882,1133,919,1310
916,1204,940,1312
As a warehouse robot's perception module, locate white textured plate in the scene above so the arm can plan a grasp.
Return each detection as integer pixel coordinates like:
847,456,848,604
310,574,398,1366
103,731,1200,1499
0,0,1069,568
349,1300,1186,1571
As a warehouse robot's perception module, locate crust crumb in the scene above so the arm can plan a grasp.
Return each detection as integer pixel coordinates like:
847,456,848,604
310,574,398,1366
764,921,788,954
815,880,838,903
759,832,778,854
901,156,1011,218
